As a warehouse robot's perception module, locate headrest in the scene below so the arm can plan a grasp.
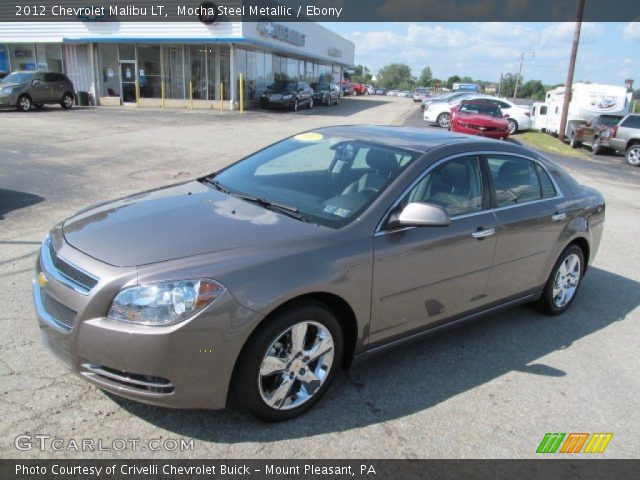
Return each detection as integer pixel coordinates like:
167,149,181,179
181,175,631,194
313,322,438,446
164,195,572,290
436,162,468,189
366,148,397,173
498,161,528,181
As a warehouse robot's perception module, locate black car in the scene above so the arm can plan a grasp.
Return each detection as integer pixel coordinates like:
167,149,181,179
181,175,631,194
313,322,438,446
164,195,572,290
260,81,314,111
310,82,340,106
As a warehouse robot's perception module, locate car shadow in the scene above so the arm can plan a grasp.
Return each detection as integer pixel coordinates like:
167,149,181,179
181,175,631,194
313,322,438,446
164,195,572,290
109,266,638,441
0,188,44,220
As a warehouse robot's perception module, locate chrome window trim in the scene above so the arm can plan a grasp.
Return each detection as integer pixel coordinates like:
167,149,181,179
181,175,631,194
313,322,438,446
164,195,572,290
374,150,565,236
41,236,99,296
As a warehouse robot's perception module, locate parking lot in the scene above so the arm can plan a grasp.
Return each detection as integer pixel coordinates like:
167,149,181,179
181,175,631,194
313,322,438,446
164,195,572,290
1,96,638,458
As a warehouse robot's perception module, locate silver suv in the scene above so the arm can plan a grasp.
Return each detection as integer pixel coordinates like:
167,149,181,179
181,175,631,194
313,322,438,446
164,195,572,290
0,70,75,112
610,114,640,166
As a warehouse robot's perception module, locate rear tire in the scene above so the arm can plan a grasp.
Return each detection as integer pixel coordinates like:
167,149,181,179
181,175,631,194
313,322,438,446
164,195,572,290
536,245,585,315
232,301,343,422
569,132,581,149
60,93,74,110
508,119,518,135
17,94,31,112
626,144,640,166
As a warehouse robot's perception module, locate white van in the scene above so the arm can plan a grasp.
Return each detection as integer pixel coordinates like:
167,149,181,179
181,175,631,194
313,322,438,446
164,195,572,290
532,83,632,136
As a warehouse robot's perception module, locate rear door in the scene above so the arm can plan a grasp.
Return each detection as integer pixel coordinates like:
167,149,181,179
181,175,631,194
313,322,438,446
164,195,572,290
483,153,568,302
44,72,64,102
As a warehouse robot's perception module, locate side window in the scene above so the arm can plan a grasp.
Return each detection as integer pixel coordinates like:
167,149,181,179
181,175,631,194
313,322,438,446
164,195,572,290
536,164,557,198
403,156,483,217
540,106,548,115
487,155,542,206
621,115,640,129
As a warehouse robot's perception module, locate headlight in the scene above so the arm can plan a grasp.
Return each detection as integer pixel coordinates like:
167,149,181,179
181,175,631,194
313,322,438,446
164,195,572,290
107,279,225,326
2,86,15,95
282,94,293,99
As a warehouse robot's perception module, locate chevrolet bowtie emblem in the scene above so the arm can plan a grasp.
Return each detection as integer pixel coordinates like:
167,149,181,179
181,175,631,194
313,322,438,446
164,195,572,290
37,271,48,287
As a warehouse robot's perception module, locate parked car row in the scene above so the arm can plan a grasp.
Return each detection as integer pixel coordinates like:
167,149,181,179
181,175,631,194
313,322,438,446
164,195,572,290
423,93,533,134
260,81,341,111
0,70,76,111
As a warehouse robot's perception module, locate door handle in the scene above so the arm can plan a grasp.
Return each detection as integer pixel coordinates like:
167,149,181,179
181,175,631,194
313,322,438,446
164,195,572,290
472,228,495,239
552,212,567,221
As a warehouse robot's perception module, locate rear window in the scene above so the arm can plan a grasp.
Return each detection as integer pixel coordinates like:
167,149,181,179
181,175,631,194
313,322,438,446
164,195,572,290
621,115,640,129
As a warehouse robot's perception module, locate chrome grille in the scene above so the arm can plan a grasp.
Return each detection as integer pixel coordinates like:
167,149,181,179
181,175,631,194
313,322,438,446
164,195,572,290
48,241,98,291
83,364,174,395
40,288,76,331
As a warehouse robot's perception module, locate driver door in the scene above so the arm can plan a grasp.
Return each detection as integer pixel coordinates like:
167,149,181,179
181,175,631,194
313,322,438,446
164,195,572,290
28,72,49,103
370,155,497,344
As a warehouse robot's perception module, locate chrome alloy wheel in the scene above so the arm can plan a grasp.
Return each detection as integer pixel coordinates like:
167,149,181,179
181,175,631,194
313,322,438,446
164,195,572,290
258,321,334,410
627,145,640,166
552,253,581,308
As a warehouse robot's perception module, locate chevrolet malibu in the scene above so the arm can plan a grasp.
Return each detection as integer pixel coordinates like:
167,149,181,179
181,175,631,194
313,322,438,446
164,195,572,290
34,126,605,421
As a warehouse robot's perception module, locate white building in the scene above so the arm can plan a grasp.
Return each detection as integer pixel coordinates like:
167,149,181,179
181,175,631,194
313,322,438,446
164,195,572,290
0,14,354,109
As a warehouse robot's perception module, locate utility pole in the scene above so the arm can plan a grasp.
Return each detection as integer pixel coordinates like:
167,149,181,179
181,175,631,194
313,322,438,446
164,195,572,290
558,0,586,142
513,53,524,100
498,73,503,97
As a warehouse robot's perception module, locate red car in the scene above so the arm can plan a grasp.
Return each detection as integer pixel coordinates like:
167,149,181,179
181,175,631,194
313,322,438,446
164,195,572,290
352,83,365,95
450,100,510,140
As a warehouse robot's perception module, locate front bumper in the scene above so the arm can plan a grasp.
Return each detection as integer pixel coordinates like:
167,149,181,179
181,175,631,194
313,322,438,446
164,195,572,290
260,97,296,109
453,125,509,139
424,109,442,122
33,234,263,410
0,93,18,107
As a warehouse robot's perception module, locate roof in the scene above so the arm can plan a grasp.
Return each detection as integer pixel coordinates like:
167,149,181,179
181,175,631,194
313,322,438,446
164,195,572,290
314,125,485,152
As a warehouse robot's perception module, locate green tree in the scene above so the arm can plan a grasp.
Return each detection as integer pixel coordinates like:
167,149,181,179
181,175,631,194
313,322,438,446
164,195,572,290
418,66,432,87
446,75,461,89
377,63,414,89
461,76,474,84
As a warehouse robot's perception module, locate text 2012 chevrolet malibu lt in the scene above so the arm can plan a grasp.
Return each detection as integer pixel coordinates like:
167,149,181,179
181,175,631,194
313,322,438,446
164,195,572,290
34,126,604,421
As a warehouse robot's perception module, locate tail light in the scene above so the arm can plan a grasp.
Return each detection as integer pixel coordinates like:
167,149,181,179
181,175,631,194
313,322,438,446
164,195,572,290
524,112,531,117
611,126,618,138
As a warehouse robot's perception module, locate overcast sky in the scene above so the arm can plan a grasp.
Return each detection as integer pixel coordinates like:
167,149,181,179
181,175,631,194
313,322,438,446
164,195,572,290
320,22,638,86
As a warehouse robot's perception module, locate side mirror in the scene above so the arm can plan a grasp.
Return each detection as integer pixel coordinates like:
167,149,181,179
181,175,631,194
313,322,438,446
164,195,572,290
31,79,41,86
388,202,451,229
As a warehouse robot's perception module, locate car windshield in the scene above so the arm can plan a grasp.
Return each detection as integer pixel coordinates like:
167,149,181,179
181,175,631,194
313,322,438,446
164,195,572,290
459,102,503,117
269,81,298,92
415,89,427,94
311,83,330,91
1,72,33,85
208,133,421,228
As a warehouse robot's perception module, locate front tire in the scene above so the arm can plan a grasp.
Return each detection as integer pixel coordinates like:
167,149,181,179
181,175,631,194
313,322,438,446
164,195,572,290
308,97,314,109
17,94,31,112
60,93,74,110
536,245,585,315
626,144,640,166
232,301,343,422
591,137,602,155
437,112,450,128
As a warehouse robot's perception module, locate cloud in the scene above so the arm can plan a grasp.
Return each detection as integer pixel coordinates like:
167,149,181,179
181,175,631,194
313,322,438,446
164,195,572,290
623,22,640,40
347,22,630,85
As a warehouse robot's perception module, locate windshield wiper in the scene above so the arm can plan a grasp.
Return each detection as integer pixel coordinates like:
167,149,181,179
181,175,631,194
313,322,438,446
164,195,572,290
233,193,308,222
201,176,231,194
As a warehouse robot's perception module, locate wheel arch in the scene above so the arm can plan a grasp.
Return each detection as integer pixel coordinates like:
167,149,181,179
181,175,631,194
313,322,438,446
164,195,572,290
567,236,590,272
626,138,640,151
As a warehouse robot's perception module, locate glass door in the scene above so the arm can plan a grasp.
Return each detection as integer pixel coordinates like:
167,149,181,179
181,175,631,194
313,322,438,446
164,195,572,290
120,61,137,103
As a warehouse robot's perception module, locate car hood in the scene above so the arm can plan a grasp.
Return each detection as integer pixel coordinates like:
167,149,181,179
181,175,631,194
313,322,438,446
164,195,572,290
1,83,24,90
62,181,326,267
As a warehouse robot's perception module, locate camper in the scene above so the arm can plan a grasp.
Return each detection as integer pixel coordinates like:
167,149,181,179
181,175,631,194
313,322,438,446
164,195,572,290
532,83,632,136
